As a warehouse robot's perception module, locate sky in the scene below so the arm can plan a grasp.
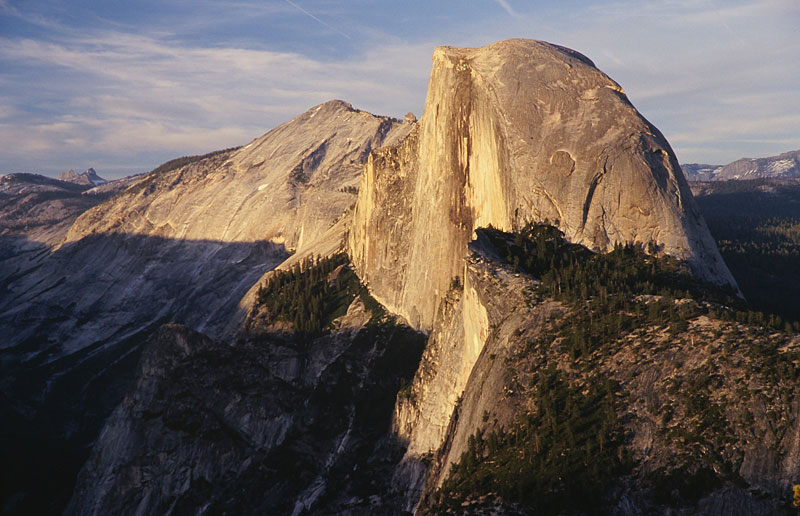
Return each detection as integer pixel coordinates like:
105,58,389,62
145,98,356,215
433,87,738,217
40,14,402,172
1,0,799,179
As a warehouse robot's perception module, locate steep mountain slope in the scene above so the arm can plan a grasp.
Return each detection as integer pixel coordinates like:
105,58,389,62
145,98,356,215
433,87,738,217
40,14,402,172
62,100,412,253
0,172,143,304
66,227,798,515
0,173,97,250
0,100,413,516
347,41,737,503
683,149,800,181
66,258,427,516
0,172,132,250
60,39,770,516
11,37,792,516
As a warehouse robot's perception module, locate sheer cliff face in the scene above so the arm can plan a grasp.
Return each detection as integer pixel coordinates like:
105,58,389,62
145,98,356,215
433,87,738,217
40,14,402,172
349,39,735,331
411,239,800,515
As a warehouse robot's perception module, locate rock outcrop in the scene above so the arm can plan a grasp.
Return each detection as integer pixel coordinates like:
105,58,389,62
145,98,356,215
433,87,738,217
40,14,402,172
66,268,426,516
3,99,413,366
5,39,773,516
349,39,735,332
0,172,144,299
0,173,97,249
63,100,412,253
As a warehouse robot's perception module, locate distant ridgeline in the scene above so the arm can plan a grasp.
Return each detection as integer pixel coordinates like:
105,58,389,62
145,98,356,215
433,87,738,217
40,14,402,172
148,147,242,176
691,178,800,323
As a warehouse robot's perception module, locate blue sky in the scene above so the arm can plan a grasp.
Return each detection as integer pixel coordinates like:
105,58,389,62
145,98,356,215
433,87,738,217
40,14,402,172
1,0,799,179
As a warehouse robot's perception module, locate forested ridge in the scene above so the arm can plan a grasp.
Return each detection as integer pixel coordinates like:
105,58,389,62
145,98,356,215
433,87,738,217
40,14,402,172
423,223,800,514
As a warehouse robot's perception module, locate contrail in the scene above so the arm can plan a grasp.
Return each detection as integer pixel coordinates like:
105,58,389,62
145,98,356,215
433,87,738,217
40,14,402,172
494,0,520,18
283,0,351,40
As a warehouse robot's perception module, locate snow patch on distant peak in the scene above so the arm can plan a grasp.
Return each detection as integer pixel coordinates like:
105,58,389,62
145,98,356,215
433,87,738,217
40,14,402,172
769,159,794,174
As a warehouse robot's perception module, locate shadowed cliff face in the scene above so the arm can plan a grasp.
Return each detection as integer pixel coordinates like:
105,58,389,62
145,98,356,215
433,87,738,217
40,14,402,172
349,39,735,332
0,233,286,515
65,270,427,516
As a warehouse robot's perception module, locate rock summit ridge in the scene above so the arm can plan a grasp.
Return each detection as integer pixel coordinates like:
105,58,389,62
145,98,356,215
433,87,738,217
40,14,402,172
58,167,107,186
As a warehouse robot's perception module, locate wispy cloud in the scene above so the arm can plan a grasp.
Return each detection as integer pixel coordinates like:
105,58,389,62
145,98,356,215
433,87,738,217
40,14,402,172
0,22,429,176
1,0,798,174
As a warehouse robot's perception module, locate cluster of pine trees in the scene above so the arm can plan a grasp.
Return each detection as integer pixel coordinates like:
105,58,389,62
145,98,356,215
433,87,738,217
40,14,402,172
255,253,360,334
149,147,241,176
484,222,739,307
429,368,628,515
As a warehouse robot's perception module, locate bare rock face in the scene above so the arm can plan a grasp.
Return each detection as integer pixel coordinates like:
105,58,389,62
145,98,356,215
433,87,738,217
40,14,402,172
0,173,96,250
66,272,426,516
3,100,413,364
0,172,145,301
64,100,412,253
349,39,735,331
411,234,799,515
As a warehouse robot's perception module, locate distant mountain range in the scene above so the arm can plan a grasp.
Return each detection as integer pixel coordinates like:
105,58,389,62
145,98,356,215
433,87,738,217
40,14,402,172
683,149,800,181
57,167,107,186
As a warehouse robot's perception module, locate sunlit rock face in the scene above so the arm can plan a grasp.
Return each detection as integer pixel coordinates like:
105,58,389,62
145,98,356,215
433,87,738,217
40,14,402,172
349,39,735,332
64,100,413,253
349,39,738,512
